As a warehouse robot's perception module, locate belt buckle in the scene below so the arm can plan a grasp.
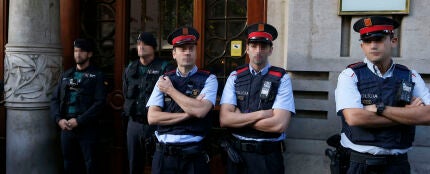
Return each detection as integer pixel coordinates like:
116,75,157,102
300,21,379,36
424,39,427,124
365,156,387,166
242,143,255,152
168,146,181,156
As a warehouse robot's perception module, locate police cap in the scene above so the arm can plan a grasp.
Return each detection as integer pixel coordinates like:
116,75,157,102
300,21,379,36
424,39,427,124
74,38,94,52
353,16,400,40
137,32,157,49
247,23,278,44
167,27,200,46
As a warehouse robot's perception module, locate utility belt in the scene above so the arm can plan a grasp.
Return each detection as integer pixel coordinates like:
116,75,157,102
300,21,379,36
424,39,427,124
130,115,148,124
232,139,285,154
155,142,203,157
350,151,408,166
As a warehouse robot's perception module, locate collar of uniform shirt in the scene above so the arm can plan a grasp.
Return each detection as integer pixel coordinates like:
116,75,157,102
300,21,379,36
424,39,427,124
176,65,198,77
249,63,271,76
363,58,395,78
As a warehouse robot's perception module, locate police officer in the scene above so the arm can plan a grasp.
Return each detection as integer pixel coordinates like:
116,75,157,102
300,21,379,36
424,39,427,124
219,23,295,174
146,27,218,174
123,32,169,174
335,16,430,174
51,38,106,174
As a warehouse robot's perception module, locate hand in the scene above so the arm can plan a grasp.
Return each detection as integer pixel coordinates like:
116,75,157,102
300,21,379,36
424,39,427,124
58,119,70,130
157,76,174,94
364,104,377,113
66,118,78,130
196,93,205,100
258,109,274,119
406,97,425,107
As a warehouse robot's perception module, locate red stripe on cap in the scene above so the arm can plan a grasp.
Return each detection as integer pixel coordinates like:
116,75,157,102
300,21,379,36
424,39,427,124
172,35,196,45
269,71,282,77
248,32,273,41
359,25,393,35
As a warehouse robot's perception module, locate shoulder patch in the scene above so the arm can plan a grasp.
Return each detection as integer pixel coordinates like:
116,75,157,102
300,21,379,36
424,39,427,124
347,62,366,69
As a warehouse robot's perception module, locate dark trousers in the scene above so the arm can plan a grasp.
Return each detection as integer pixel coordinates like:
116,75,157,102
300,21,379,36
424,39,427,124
151,145,210,174
61,127,98,174
127,119,155,174
226,151,284,174
347,151,410,174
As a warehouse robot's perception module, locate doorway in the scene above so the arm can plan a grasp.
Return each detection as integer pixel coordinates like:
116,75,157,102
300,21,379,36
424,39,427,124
74,0,267,173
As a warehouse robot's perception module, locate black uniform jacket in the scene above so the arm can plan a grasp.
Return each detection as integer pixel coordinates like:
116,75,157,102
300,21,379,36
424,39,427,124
50,65,106,126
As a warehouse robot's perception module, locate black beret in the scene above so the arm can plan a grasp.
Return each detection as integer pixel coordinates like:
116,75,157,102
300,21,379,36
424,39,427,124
353,16,400,40
137,32,157,49
167,27,200,46
74,38,94,52
247,23,278,44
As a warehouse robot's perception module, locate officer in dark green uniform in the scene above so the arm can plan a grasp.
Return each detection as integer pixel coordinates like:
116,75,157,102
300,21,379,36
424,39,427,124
51,38,106,174
123,32,169,174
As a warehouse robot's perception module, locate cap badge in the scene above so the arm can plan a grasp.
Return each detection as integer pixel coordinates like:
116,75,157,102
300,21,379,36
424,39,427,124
258,24,265,31
364,18,373,27
182,28,189,35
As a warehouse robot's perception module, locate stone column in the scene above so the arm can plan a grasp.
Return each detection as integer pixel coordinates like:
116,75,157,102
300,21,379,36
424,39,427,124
5,0,62,173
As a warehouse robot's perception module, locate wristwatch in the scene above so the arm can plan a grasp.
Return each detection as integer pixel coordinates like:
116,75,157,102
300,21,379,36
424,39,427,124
376,102,385,116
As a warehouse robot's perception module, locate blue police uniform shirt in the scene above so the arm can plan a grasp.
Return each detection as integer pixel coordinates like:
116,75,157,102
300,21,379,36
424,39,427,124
220,63,296,142
146,65,218,143
335,58,430,155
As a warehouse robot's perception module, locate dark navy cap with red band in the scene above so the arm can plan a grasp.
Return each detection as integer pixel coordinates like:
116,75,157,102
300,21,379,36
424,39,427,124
167,27,200,46
353,16,400,40
247,23,278,44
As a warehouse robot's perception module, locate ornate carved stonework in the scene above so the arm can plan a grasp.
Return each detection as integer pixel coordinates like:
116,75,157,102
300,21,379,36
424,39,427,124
4,47,62,107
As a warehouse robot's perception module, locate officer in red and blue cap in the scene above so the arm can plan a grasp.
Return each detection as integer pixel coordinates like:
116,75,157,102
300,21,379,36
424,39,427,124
353,16,399,41
123,32,170,174
220,23,295,174
146,27,218,174
335,16,430,174
51,38,106,174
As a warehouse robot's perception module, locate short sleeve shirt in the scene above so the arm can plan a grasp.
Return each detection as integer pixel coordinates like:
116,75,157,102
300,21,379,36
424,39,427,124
220,63,295,141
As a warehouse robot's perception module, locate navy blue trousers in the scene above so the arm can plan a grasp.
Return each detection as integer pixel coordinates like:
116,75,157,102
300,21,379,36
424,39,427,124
347,160,410,174
127,119,155,174
226,151,284,174
151,150,210,174
61,127,99,174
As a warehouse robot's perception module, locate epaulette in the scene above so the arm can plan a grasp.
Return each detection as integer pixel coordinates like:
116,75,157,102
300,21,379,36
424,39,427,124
235,64,249,75
347,62,366,69
394,64,410,71
268,66,286,77
196,69,211,75
164,69,176,76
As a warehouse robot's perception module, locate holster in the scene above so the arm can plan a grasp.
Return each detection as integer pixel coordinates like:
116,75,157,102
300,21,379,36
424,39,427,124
220,139,243,164
325,134,350,174
144,135,156,162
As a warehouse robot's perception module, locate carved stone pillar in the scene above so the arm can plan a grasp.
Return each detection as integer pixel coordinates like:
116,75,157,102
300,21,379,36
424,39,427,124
5,0,62,173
